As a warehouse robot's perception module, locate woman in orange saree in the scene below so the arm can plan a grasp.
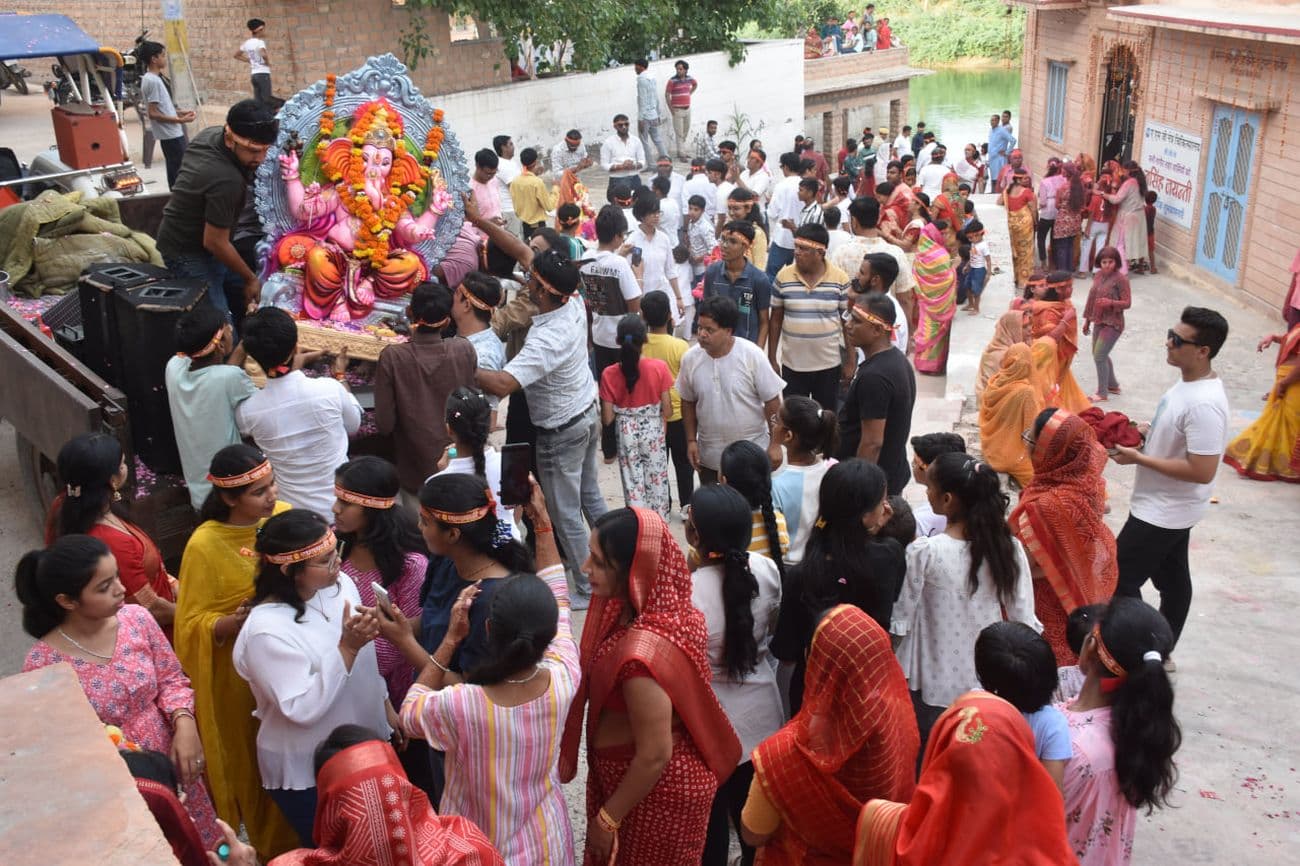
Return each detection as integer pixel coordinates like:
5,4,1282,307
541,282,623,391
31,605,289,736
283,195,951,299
741,605,917,866
1224,324,1300,482
978,344,1043,488
853,691,1074,866
912,224,957,375
975,310,1025,399
561,508,741,866
1025,273,1091,414
1009,409,1118,664
1000,168,1038,291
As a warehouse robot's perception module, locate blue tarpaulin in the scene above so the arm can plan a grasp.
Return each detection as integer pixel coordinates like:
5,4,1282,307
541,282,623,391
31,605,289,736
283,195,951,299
0,13,100,61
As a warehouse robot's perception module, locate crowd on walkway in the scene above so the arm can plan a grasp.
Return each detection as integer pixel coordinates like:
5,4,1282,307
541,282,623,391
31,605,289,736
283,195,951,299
13,41,1300,866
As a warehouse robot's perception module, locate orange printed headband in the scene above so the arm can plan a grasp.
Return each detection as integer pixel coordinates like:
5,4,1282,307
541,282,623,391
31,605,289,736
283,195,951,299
178,327,225,360
208,459,272,488
794,238,827,252
421,488,497,525
1092,624,1127,693
533,271,572,304
459,285,495,312
334,484,396,510
261,529,337,565
848,305,897,334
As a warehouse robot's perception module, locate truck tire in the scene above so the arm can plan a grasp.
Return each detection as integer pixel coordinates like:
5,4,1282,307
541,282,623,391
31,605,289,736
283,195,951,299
15,432,59,524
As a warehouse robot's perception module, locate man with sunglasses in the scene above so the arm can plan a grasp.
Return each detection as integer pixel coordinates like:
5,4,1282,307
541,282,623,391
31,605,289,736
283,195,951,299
600,113,647,204
157,99,279,324
1111,306,1231,665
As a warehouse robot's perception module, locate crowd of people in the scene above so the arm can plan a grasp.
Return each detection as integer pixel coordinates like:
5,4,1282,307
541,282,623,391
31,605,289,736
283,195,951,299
12,68,1300,866
806,5,898,58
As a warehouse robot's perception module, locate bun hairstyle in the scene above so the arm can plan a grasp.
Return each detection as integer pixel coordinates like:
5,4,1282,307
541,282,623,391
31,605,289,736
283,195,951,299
54,433,127,537
928,452,1018,605
14,534,111,637
199,443,271,524
719,440,785,580
419,473,533,574
444,388,492,477
251,510,334,622
313,724,383,776
616,314,648,393
1094,597,1181,811
690,485,760,680
464,574,558,686
334,456,425,588
798,459,887,613
780,395,839,458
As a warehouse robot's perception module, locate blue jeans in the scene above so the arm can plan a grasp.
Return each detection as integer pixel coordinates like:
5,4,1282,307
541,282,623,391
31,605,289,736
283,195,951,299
268,786,317,846
534,402,608,595
765,243,794,280
967,266,988,297
164,251,237,322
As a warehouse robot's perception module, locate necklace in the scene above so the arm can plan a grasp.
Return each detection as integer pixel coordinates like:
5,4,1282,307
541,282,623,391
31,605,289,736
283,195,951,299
505,665,542,685
58,627,113,660
308,597,331,622
460,560,496,582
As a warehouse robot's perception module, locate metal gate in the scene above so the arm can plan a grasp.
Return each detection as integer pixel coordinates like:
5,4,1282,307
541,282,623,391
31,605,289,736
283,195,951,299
1196,105,1259,283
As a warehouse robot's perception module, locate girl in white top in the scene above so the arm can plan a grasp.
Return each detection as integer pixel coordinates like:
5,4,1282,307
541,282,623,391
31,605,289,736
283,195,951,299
432,387,520,539
233,509,392,845
892,453,1039,721
685,484,784,866
768,396,838,565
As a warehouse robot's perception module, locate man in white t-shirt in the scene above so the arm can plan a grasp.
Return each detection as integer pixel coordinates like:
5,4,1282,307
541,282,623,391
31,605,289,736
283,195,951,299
830,196,916,344
492,134,522,236
235,18,272,105
917,146,950,200
678,294,785,486
1112,306,1231,658
580,205,644,459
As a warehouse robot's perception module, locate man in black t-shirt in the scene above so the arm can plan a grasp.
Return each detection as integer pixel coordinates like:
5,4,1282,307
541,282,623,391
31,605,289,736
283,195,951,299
156,99,278,324
838,290,916,493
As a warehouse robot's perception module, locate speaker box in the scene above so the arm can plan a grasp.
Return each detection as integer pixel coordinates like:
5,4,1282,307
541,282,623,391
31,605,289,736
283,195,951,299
112,279,208,473
51,105,126,170
78,263,172,385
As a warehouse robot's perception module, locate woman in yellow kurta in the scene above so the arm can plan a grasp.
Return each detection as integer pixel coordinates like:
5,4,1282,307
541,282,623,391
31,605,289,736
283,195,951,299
1225,324,1300,482
978,344,1043,488
174,444,298,858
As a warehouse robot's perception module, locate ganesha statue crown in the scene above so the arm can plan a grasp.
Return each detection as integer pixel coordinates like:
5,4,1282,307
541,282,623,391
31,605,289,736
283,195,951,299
254,54,469,329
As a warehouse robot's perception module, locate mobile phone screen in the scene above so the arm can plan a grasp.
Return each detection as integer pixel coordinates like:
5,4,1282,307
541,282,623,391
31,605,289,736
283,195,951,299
499,442,532,506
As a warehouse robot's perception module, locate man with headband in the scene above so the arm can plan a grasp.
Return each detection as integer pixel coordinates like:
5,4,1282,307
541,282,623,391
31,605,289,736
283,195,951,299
769,224,852,409
165,303,257,509
549,129,593,178
738,147,773,207
157,99,279,325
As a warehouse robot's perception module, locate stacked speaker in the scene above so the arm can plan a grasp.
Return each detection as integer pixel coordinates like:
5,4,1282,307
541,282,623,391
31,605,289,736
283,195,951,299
77,263,207,474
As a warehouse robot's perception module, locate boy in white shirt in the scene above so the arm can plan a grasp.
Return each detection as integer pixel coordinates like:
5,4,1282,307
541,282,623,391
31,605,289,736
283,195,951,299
908,432,966,539
963,219,994,315
235,18,272,105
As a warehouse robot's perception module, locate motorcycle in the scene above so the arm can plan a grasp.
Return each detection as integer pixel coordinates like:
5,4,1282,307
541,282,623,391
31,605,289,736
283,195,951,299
46,29,147,114
0,59,31,95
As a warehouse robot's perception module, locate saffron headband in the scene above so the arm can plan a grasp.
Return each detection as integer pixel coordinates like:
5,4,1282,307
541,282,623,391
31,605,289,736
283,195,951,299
208,459,272,488
533,271,572,304
848,305,897,333
179,328,225,360
566,133,582,145
224,125,271,151
459,286,495,312
413,316,451,330
1092,624,1127,693
334,484,397,510
794,238,827,252
1046,279,1073,291
421,488,497,525
261,529,337,565
722,231,752,249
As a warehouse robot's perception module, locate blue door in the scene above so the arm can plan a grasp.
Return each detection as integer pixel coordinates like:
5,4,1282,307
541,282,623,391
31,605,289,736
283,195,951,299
1196,106,1259,283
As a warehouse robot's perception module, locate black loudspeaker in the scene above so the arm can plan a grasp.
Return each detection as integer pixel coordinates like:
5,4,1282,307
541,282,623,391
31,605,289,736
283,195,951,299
112,279,208,473
78,263,172,386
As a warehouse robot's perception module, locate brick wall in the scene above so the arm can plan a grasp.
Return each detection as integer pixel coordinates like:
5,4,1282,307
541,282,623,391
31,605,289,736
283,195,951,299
804,47,911,84
7,2,506,105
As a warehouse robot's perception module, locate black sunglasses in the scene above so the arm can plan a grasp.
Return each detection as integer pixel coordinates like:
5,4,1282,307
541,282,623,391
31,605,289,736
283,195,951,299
1167,329,1203,349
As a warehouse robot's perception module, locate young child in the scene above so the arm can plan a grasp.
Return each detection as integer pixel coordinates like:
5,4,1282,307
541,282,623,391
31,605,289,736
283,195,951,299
598,314,674,518
671,243,696,339
769,395,838,565
720,439,790,569
796,178,824,227
1143,190,1159,274
893,452,1039,746
964,218,993,314
877,494,916,548
138,41,195,188
962,197,977,229
236,18,272,105
1053,602,1104,704
433,387,520,538
686,194,717,279
166,304,258,511
976,621,1073,792
1060,597,1180,866
639,292,693,516
823,205,852,255
955,242,972,308
907,432,967,538
450,272,506,429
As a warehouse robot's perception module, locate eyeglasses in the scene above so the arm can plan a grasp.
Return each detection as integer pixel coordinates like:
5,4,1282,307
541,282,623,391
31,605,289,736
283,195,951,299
306,550,342,573
1166,329,1203,349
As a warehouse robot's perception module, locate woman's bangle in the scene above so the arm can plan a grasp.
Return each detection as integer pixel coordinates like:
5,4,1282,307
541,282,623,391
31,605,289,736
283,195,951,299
534,524,554,534
428,653,452,674
171,709,196,727
596,806,621,834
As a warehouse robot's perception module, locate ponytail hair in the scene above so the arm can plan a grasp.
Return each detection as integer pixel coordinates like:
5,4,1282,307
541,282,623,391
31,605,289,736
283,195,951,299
15,534,111,637
929,452,1018,604
334,457,425,588
54,433,127,537
616,314,647,393
444,387,491,478
780,395,839,458
690,485,759,680
1095,597,1181,812
720,440,785,580
464,574,558,685
198,444,270,524
419,473,533,574
251,510,333,622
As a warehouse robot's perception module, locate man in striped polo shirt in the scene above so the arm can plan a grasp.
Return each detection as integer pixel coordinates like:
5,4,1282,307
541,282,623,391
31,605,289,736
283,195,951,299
767,223,852,409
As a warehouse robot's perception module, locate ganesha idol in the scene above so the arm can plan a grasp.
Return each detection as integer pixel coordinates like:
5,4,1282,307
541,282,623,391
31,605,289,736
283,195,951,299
254,55,469,329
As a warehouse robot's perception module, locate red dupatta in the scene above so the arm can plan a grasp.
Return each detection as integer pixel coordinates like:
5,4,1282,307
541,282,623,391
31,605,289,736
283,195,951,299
751,606,918,866
1010,411,1117,630
135,779,210,866
560,508,740,784
271,741,502,866
1026,297,1078,368
853,692,1074,866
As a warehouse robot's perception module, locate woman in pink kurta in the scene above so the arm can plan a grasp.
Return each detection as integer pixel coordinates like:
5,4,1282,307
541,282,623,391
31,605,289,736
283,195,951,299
24,603,222,847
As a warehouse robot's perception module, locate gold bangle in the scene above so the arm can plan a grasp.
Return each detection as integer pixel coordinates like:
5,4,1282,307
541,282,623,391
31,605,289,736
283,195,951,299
596,806,621,834
428,654,452,674
171,709,196,727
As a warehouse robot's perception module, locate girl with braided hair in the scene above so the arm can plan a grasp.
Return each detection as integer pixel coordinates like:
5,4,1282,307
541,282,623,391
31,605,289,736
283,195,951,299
719,440,789,570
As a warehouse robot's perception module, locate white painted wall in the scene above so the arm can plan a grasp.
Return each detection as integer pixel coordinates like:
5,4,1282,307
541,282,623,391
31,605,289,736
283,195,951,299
432,40,805,162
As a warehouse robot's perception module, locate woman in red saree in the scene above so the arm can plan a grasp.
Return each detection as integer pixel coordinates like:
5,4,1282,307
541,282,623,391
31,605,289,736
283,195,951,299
561,507,741,865
1025,272,1091,414
875,181,914,248
742,605,917,866
930,173,962,229
912,223,957,375
853,691,1074,866
1010,409,1118,663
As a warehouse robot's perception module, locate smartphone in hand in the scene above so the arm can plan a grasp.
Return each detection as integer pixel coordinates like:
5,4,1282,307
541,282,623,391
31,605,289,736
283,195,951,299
499,442,532,507
371,581,393,614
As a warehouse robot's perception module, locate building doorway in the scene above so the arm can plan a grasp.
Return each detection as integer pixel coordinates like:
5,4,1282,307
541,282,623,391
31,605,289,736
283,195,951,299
1196,105,1259,284
1098,45,1139,165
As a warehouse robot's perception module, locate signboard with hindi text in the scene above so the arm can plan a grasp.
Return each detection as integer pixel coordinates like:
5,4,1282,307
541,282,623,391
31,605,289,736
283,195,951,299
1141,121,1201,230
